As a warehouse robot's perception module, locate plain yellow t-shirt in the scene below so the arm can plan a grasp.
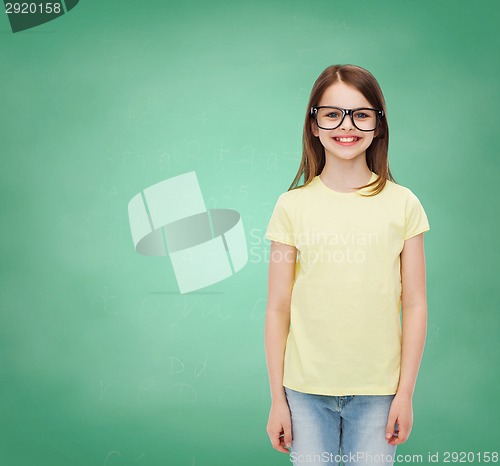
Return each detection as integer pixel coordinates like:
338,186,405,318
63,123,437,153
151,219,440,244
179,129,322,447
264,171,430,396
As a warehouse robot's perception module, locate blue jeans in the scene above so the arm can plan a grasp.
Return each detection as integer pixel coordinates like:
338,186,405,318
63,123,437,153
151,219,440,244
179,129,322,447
284,387,398,465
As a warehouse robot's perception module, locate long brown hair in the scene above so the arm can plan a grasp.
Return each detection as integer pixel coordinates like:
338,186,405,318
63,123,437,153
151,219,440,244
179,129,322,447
288,64,397,196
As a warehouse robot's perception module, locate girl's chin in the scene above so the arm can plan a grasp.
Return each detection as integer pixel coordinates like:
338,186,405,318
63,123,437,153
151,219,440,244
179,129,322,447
324,150,366,159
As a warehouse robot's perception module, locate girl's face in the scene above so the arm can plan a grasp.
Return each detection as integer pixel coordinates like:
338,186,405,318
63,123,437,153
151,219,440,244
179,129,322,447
311,81,379,162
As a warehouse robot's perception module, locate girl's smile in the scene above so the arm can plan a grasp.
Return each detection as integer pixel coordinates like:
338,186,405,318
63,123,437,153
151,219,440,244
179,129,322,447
332,135,362,146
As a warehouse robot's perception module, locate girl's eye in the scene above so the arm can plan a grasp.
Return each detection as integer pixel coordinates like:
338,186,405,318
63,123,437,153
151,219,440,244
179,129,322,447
354,112,368,119
326,112,341,118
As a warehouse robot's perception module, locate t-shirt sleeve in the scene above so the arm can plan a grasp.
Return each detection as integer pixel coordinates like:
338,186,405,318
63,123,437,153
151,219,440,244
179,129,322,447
404,190,430,240
264,193,295,246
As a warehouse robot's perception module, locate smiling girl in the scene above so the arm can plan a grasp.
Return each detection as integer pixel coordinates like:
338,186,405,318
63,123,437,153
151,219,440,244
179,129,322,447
264,64,430,465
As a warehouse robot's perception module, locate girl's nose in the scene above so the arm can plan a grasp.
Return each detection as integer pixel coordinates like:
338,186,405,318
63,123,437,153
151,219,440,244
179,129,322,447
339,113,355,130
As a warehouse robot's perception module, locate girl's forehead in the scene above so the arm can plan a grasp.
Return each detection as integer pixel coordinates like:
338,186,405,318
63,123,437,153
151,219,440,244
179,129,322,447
319,82,371,108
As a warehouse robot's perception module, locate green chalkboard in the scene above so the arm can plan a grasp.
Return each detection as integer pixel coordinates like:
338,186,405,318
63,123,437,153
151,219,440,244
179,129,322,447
1,0,499,464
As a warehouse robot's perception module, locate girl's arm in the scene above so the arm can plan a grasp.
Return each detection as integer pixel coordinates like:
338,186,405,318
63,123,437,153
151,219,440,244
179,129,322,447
386,232,428,445
399,232,428,398
265,240,296,453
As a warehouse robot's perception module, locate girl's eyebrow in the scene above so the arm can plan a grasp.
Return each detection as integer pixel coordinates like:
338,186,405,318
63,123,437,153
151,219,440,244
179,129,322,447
319,105,370,109
319,102,369,106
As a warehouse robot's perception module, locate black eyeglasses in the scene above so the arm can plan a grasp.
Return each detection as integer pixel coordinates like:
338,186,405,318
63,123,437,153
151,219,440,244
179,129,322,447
310,106,384,132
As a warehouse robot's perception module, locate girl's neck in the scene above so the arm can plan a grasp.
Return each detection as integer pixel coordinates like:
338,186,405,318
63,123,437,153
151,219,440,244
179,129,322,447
319,162,372,193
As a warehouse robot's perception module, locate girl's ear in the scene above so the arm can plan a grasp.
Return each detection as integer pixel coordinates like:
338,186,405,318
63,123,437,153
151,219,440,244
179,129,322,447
311,121,319,137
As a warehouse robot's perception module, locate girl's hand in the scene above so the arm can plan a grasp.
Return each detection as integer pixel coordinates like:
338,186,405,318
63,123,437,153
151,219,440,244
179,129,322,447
266,399,293,453
385,392,413,445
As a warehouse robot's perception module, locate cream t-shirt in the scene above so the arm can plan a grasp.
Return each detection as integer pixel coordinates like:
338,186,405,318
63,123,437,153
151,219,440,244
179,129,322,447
265,171,430,396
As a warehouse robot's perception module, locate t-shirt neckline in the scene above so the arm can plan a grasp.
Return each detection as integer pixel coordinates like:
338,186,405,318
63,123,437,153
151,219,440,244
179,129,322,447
315,171,378,196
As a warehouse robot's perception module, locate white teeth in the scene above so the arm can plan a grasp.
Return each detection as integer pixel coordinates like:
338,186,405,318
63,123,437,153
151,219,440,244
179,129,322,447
335,137,358,142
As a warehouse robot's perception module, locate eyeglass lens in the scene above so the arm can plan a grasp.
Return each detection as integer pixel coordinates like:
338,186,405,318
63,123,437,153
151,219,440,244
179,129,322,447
316,108,379,131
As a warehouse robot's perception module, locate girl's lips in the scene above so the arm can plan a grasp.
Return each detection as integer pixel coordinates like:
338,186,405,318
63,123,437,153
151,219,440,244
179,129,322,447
332,136,362,146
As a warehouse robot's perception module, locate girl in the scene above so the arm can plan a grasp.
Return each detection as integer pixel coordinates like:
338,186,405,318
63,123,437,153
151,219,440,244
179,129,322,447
264,64,430,466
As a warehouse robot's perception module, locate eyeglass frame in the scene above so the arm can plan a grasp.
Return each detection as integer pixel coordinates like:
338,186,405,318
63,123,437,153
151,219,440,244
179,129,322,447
310,106,384,132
